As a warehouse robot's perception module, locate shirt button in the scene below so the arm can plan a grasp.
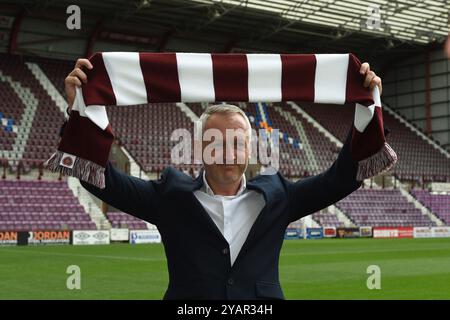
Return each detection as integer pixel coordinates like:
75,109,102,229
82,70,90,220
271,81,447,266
222,248,229,255
227,278,234,285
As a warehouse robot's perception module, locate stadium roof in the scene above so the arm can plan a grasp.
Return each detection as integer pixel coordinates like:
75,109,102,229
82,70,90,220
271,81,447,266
192,0,449,44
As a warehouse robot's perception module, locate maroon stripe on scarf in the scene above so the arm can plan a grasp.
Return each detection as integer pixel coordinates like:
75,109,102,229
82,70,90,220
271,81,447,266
280,54,315,102
345,53,385,161
211,54,248,101
59,110,114,167
351,107,385,161
345,53,373,106
84,53,116,106
140,52,181,102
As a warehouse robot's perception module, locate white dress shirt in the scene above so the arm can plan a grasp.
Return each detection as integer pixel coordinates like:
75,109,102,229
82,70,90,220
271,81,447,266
193,171,266,266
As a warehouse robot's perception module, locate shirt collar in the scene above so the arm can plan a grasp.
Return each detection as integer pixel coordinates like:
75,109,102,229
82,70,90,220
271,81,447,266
202,170,247,197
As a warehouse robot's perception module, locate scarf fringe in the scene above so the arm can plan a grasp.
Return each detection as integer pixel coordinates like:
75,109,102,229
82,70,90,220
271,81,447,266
356,142,398,181
44,151,106,189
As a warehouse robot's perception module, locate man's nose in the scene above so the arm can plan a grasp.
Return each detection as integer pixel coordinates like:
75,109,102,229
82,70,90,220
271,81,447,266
225,144,236,164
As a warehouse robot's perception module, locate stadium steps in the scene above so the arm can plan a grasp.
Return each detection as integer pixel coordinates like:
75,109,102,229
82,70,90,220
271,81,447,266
310,205,356,228
25,62,68,116
273,105,319,174
119,145,151,181
176,102,200,122
299,215,320,228
287,101,343,148
67,176,111,229
0,70,38,163
383,102,450,159
329,205,356,227
394,176,445,226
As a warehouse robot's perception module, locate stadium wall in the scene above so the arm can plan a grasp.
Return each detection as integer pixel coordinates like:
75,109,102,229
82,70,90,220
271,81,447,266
383,48,450,151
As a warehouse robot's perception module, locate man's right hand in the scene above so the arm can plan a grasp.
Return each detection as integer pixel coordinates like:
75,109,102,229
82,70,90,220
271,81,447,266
64,58,93,110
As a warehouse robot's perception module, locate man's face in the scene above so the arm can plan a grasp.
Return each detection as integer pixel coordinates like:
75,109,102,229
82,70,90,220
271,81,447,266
202,112,250,186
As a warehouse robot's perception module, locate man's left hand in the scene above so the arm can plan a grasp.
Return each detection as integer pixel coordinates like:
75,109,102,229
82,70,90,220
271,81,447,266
360,62,382,96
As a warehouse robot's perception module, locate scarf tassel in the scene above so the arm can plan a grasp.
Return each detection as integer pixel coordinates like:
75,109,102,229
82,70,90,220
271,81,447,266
44,151,105,189
356,142,398,181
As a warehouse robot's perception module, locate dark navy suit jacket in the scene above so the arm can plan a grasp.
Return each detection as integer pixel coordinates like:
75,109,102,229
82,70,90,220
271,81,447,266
80,126,362,299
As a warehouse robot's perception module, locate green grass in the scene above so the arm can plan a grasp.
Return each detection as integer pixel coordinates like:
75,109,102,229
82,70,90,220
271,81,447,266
1,238,450,299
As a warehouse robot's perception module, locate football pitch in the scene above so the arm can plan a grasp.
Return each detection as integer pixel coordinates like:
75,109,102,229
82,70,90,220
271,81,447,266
1,238,450,300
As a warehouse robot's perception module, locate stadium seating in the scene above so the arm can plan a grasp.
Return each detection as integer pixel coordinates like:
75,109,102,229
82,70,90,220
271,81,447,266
0,53,64,167
299,102,450,182
336,188,436,227
107,102,198,173
312,211,345,227
410,189,450,225
0,179,97,231
106,212,149,230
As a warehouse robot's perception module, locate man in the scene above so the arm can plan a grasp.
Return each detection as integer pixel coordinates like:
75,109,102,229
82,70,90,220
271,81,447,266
64,58,382,299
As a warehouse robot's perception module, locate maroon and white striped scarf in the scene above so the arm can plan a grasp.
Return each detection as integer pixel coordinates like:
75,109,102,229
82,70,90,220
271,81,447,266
45,52,397,188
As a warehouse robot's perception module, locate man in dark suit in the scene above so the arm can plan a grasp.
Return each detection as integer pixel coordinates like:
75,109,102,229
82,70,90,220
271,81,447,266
64,59,382,299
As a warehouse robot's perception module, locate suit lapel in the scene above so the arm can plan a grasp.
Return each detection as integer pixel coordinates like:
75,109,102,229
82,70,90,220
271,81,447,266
184,169,229,246
232,177,278,268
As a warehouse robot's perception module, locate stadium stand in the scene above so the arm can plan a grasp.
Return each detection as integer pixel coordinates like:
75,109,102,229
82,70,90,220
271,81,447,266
298,102,450,182
0,179,96,231
0,53,449,232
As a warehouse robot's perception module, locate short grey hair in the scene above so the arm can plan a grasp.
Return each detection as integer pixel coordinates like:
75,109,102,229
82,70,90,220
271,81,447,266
198,104,252,141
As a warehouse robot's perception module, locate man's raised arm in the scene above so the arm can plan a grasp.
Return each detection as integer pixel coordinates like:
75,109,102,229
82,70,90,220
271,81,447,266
286,125,363,222
79,162,167,225
285,61,384,222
